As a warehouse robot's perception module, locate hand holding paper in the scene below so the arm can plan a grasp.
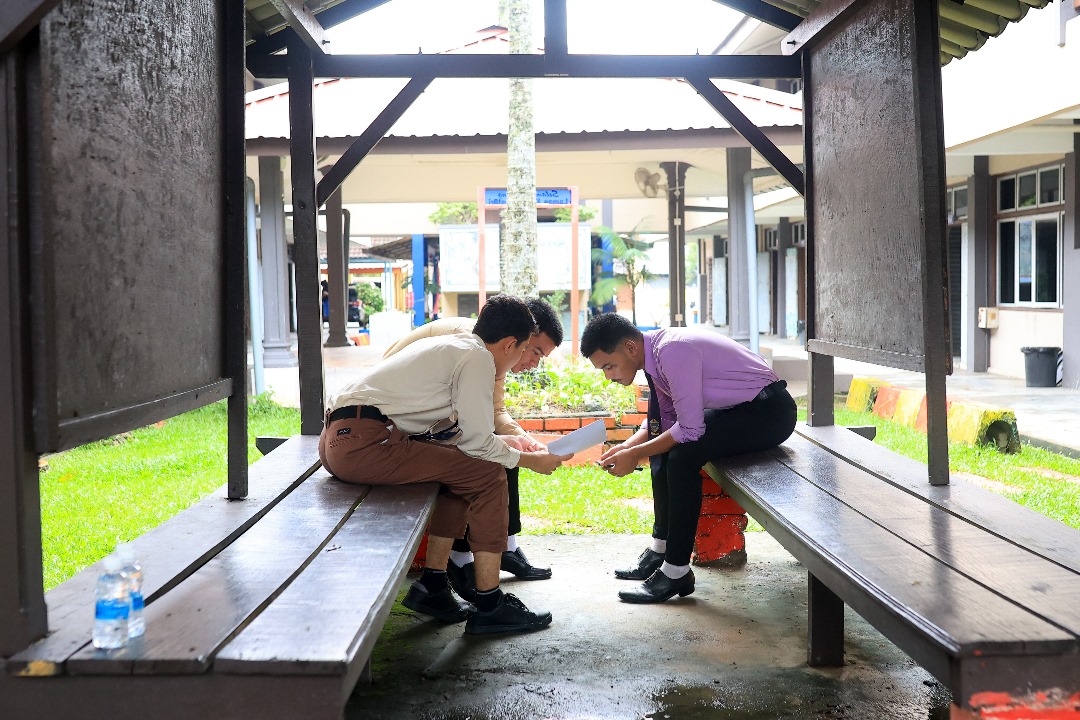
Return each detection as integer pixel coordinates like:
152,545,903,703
546,420,606,456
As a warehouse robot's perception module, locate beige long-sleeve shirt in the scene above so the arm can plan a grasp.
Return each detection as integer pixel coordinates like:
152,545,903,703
382,318,525,437
329,333,520,468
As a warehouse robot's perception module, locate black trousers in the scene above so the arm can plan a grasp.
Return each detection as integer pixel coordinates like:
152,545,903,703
453,466,519,552
651,388,797,566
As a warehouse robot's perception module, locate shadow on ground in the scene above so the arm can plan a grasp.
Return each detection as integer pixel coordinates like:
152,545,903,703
346,534,951,719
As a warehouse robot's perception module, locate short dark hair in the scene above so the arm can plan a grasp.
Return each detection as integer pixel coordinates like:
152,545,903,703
526,298,564,346
473,294,537,345
580,313,642,358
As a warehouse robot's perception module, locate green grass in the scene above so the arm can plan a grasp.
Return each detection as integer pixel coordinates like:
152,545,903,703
38,394,300,590
518,463,654,534
798,401,1080,530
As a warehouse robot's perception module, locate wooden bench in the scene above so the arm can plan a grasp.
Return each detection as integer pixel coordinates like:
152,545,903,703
1,435,437,720
705,424,1080,712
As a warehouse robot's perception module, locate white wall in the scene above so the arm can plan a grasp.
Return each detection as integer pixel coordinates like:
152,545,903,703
987,308,1064,378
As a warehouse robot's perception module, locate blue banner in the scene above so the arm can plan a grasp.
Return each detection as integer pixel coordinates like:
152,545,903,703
484,188,572,206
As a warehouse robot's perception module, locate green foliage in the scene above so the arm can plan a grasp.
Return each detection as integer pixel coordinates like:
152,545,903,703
38,394,300,590
543,290,567,313
590,226,654,325
504,359,637,417
428,202,477,225
552,206,597,223
797,400,1080,529
354,282,384,315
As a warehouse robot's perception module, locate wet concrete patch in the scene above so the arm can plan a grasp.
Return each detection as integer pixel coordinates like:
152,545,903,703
347,534,951,719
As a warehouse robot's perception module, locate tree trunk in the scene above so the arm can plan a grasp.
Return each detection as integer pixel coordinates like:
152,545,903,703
501,0,538,298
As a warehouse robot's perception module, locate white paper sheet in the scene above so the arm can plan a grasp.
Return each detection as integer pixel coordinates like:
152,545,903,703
546,419,607,455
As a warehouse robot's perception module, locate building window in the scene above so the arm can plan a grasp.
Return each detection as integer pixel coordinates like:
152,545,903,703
998,214,1061,306
792,222,807,247
947,185,968,223
997,164,1063,212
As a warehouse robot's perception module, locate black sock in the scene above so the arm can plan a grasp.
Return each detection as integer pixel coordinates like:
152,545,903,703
419,569,448,593
474,587,503,612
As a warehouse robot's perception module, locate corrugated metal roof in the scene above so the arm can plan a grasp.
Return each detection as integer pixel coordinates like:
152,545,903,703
757,0,1053,64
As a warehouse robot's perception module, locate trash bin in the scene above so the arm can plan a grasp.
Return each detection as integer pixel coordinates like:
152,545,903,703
1020,347,1061,387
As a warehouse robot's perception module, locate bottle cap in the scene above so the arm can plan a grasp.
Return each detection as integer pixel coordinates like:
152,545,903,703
101,554,122,573
115,542,135,563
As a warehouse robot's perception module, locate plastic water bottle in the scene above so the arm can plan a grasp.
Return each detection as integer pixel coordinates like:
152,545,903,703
92,554,129,650
115,543,145,638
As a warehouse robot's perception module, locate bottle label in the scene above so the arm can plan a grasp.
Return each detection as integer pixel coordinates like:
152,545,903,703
131,591,145,612
95,599,130,621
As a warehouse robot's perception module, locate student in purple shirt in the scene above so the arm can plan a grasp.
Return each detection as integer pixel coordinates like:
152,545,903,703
581,313,797,604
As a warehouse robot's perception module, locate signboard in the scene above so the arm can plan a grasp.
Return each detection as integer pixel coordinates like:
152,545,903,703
483,188,573,206
438,224,591,292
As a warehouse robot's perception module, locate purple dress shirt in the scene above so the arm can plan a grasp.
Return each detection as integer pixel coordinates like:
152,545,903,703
643,328,779,444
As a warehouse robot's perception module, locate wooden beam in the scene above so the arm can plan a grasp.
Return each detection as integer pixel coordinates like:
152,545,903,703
269,0,327,54
711,0,804,32
686,75,805,196
287,36,325,436
782,0,872,55
544,0,568,59
0,0,62,54
223,0,250,499
0,44,48,654
315,75,431,207
247,51,803,80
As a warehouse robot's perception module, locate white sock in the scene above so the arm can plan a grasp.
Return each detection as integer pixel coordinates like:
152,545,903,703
650,538,668,554
660,561,690,579
505,535,519,552
449,550,474,567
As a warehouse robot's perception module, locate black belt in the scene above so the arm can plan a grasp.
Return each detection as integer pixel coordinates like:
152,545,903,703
328,405,387,423
754,380,788,402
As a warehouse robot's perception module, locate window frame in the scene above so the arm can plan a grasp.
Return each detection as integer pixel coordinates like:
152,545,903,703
996,212,1063,309
997,163,1064,213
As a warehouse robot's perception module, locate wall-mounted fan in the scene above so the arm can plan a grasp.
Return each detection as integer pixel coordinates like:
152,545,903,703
634,167,666,198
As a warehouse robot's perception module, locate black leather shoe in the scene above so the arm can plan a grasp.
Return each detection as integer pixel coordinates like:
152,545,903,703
501,548,552,580
465,592,553,635
446,561,478,602
402,582,474,623
614,548,664,580
618,568,695,604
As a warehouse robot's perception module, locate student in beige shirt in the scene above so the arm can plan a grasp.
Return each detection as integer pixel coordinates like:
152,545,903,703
320,295,569,635
383,298,564,598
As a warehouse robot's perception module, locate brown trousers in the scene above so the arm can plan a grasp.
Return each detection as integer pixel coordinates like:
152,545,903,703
319,416,509,553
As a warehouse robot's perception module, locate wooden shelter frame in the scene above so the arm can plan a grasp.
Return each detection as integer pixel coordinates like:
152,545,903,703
2,0,955,699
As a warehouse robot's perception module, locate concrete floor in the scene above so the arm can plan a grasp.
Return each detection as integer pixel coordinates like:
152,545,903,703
347,534,952,720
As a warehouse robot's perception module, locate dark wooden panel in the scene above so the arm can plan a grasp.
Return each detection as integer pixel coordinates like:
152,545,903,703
774,434,1080,638
215,483,437,679
795,424,1080,575
35,0,227,445
807,572,844,666
807,0,947,372
5,435,321,676
703,455,1074,666
65,470,367,675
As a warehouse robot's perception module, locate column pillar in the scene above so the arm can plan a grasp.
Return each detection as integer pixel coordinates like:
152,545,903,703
323,185,350,347
258,156,296,367
727,147,751,343
967,156,991,373
1062,130,1080,389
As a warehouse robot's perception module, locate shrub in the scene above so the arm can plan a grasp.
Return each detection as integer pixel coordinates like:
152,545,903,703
505,358,636,417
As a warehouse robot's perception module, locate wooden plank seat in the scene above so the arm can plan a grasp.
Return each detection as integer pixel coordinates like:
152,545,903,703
705,424,1080,710
1,435,437,720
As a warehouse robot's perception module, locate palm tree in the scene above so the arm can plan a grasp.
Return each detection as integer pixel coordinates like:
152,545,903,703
499,0,538,298
590,227,655,326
